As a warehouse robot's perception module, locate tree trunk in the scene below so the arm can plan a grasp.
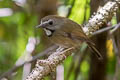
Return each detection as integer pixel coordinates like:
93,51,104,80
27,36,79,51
89,0,107,80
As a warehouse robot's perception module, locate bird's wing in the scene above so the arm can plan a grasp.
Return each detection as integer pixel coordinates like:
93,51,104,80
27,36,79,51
68,28,103,60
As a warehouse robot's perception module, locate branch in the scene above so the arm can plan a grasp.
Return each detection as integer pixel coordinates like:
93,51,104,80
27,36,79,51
25,0,120,80
26,47,75,80
83,0,120,36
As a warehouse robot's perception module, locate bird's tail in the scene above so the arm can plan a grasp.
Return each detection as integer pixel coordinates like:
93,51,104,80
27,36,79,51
87,42,103,60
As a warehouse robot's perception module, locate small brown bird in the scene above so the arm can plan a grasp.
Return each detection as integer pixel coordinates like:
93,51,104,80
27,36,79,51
36,15,102,60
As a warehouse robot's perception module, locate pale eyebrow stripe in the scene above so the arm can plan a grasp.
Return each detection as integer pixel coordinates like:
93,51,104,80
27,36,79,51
41,19,52,24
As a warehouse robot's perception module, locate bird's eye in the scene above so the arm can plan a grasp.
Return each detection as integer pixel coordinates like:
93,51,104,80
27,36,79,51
48,20,53,25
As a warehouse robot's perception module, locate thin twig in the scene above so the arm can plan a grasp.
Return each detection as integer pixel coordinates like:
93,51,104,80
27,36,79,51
92,25,115,36
92,23,120,36
109,23,120,34
74,51,87,80
111,36,119,56
0,45,58,79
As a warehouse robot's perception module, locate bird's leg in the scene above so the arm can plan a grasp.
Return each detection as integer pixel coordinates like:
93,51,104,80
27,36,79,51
56,46,65,52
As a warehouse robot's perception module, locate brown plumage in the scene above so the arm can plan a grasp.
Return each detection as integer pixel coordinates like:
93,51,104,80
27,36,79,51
36,15,103,60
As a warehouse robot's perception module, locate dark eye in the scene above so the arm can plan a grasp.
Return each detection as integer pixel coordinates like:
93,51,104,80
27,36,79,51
48,21,53,25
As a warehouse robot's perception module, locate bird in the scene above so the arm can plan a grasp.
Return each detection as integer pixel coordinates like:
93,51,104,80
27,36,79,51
36,15,103,60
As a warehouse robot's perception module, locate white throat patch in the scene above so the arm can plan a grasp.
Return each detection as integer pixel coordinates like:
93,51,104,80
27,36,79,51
44,28,52,36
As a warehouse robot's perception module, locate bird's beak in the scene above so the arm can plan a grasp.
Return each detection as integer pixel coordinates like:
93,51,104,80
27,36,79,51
36,22,47,28
36,24,42,28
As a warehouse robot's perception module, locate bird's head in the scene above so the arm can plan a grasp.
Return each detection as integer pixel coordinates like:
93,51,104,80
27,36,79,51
36,15,65,37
